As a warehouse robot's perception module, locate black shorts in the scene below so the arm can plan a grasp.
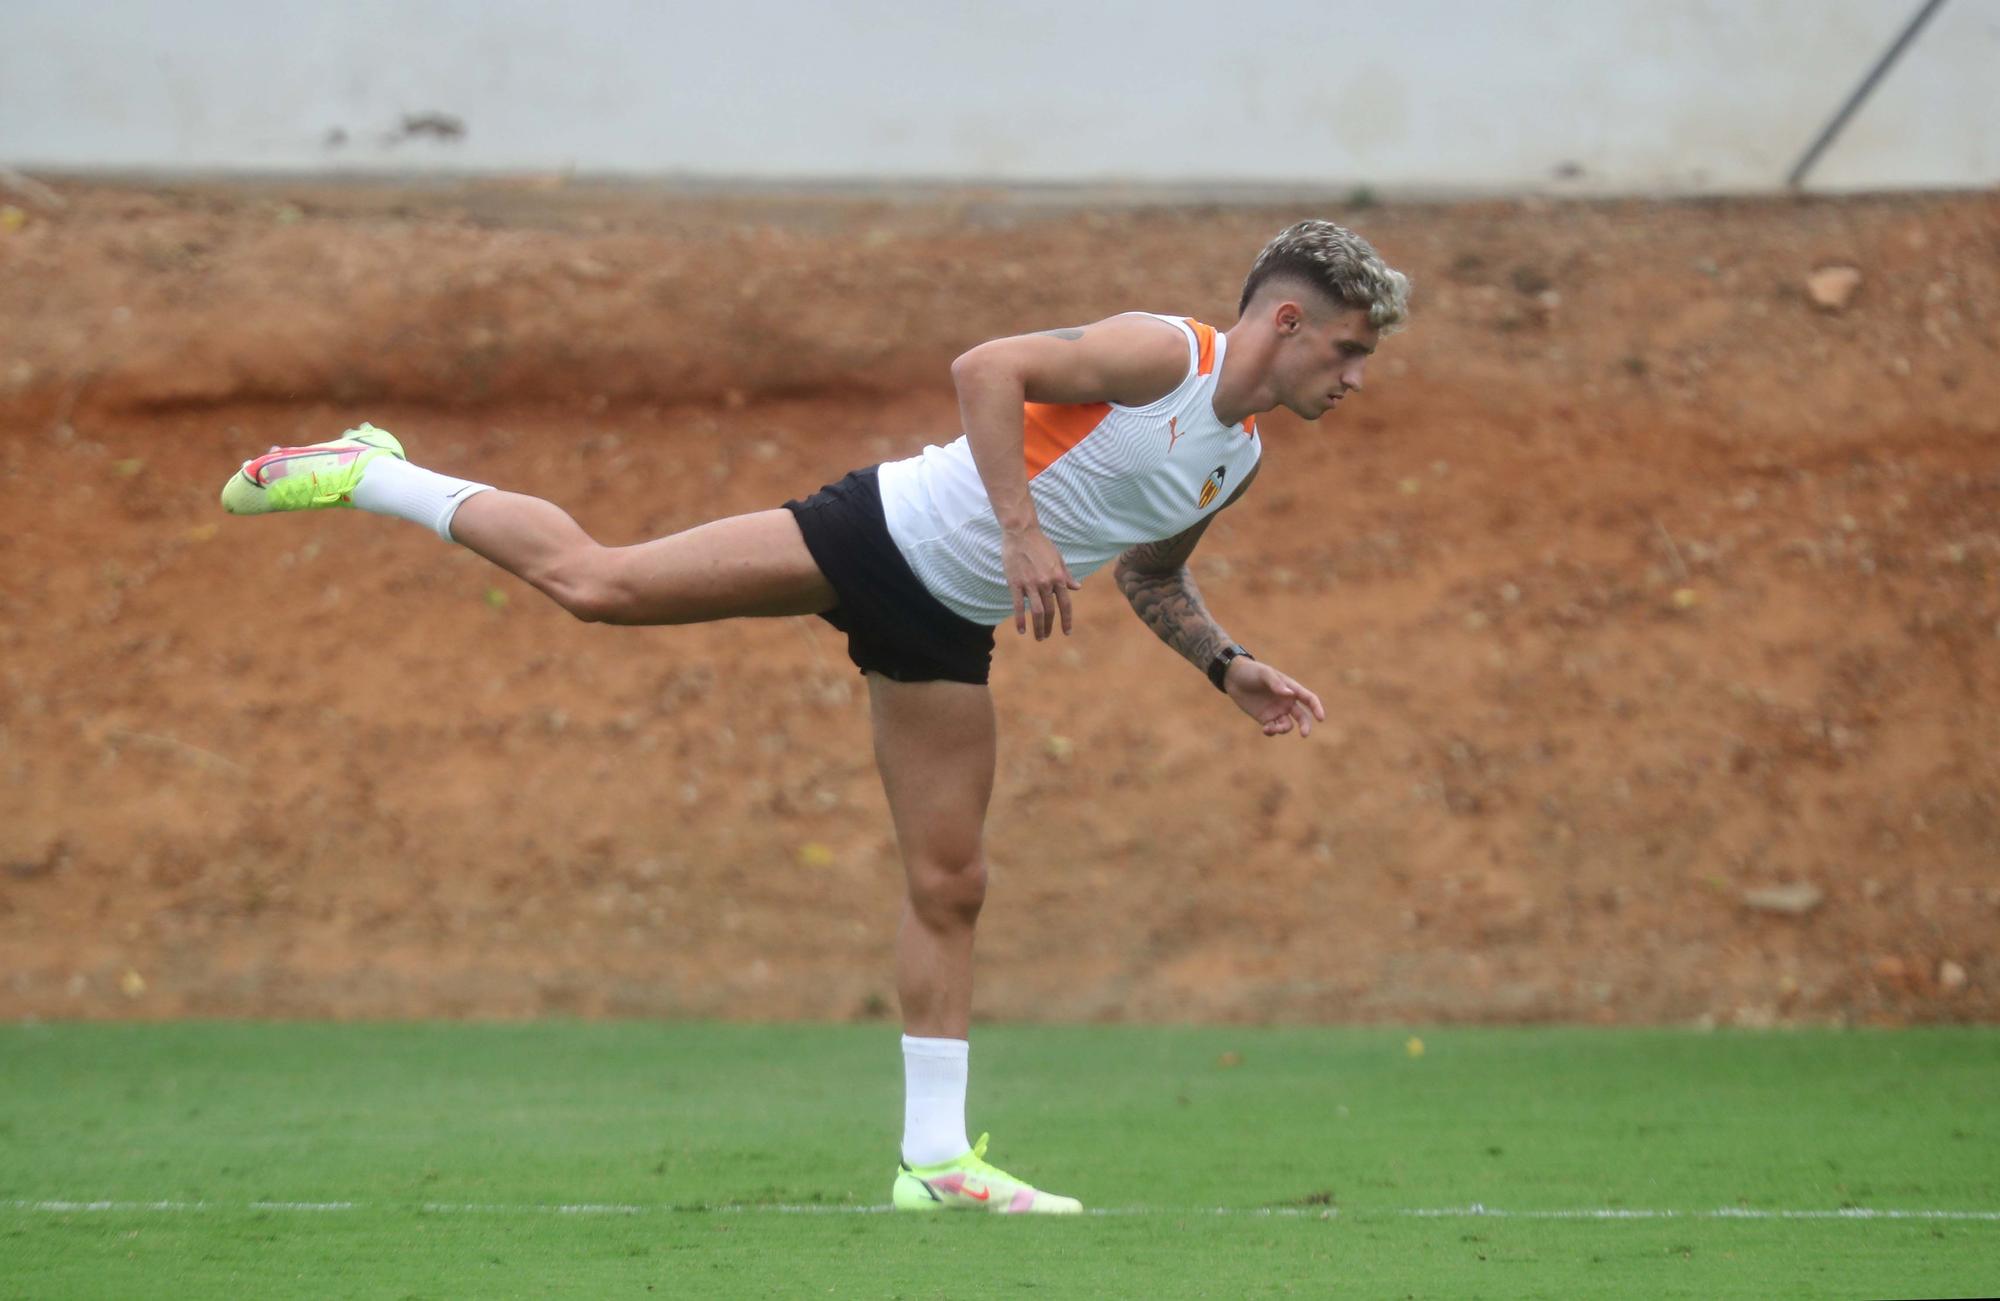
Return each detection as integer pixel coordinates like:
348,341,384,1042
782,466,997,686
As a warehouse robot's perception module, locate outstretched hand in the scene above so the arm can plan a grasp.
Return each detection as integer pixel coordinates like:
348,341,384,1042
1003,525,1081,640
1224,658,1327,738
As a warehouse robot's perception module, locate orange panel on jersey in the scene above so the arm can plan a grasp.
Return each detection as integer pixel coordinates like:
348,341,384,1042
1023,401,1111,479
1184,318,1218,376
1242,414,1257,437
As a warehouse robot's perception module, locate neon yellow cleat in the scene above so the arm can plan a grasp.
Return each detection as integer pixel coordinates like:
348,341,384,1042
219,423,405,515
892,1133,1082,1214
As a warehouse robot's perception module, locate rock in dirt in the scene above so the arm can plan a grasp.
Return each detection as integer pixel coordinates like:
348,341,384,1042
1806,266,1862,312
1742,882,1824,916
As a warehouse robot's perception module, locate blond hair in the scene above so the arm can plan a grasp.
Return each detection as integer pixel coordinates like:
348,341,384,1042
1239,220,1409,332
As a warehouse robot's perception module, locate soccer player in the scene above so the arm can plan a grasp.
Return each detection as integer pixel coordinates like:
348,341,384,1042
219,220,1408,1213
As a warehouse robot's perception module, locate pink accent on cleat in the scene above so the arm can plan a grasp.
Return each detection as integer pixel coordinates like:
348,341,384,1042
242,444,367,487
1008,1188,1037,1213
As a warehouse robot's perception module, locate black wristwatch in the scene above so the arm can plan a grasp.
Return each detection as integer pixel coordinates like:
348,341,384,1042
1208,644,1254,693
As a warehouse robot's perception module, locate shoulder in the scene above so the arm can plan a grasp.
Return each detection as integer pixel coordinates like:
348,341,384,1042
1080,313,1198,407
1084,312,1200,385
956,311,1194,408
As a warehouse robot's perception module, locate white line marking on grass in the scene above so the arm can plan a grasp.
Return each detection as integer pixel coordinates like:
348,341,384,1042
10,1200,207,1213
1406,1205,2000,1222
8,1198,1998,1222
714,1204,895,1215
420,1202,647,1216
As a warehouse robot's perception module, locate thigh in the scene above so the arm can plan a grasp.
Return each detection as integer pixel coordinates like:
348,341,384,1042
603,508,838,623
868,674,996,869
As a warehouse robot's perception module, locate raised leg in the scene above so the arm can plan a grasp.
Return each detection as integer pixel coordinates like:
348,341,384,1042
867,675,996,1039
448,490,835,625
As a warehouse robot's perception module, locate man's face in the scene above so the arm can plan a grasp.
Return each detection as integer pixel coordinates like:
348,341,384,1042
1272,303,1379,420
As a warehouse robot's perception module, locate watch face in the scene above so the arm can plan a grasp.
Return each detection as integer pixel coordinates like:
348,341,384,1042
1210,646,1245,691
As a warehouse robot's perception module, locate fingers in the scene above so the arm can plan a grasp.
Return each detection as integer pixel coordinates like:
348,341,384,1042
1056,566,1078,634
1014,581,1080,640
1241,669,1327,739
1289,695,1315,737
1039,574,1077,639
1004,531,1079,642
1260,696,1315,738
1016,564,1080,636
1295,683,1327,721
1279,676,1324,734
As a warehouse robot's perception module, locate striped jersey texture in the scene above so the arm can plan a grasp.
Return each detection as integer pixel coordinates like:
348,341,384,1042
877,314,1262,626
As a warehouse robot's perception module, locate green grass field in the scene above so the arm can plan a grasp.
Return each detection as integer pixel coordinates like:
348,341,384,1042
2,1024,1995,1299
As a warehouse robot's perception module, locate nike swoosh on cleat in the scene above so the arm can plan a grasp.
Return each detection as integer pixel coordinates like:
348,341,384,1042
246,449,351,485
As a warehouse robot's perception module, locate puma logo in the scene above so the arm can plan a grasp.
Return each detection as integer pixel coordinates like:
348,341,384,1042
1167,416,1185,453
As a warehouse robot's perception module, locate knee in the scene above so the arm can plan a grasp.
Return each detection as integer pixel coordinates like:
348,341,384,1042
908,853,987,927
539,549,627,624
563,585,626,624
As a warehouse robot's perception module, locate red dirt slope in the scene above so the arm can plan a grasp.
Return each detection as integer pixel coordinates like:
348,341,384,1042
2,180,1995,1024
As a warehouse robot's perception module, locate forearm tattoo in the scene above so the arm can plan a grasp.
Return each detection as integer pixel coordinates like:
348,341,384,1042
1115,561,1232,672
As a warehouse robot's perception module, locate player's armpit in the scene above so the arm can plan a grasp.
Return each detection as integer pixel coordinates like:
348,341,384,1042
950,313,1190,409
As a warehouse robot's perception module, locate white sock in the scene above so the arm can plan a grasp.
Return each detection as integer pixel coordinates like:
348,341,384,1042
350,456,494,542
901,1034,971,1167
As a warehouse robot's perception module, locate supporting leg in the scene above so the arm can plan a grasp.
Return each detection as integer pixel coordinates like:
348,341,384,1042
868,675,996,1040
869,674,996,1167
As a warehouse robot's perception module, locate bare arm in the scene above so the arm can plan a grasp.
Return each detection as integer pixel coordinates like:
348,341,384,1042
950,314,1189,639
1111,464,1258,672
1114,464,1325,737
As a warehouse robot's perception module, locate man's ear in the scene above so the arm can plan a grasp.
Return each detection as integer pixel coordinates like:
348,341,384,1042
1274,300,1304,335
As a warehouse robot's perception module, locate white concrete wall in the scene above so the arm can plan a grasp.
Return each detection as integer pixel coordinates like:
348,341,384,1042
3,0,1996,192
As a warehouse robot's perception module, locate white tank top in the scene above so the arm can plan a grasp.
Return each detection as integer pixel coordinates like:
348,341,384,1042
878,314,1262,626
